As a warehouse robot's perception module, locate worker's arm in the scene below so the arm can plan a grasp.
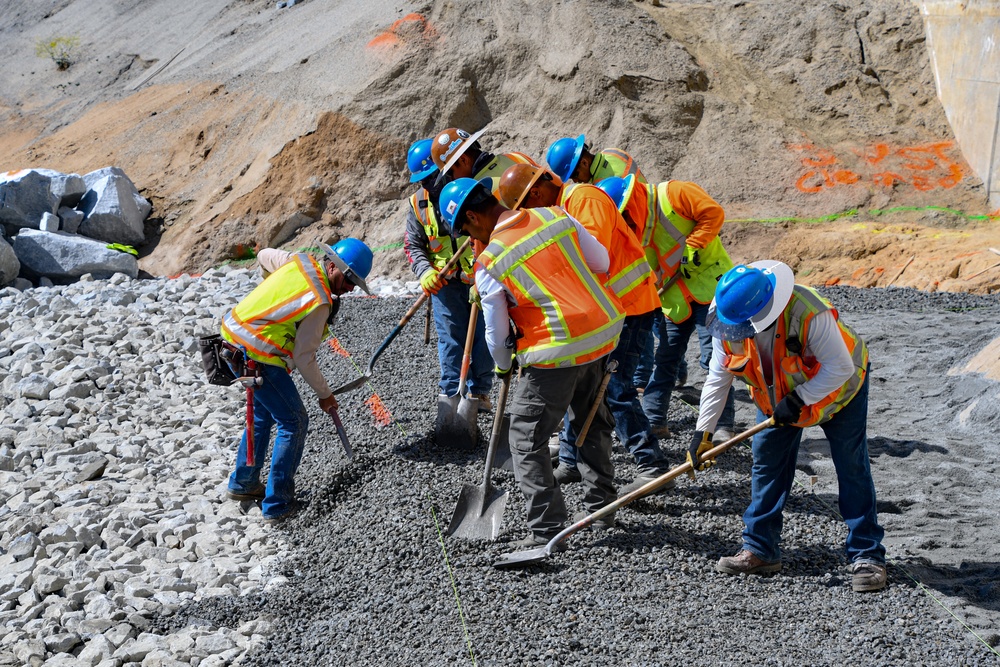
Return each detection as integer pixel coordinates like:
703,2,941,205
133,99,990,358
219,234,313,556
403,200,435,278
696,336,736,433
790,310,856,405
566,186,615,251
567,215,610,274
476,264,514,372
257,248,296,277
667,181,726,249
292,306,334,399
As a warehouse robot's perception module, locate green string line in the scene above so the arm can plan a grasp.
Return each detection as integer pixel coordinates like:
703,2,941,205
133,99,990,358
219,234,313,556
728,205,1000,225
330,319,477,664
675,396,1000,657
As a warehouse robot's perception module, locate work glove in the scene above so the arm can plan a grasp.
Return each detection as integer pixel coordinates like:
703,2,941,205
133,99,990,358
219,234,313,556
468,284,482,307
419,268,444,296
494,354,517,380
773,390,805,426
680,245,701,279
318,393,340,415
686,430,715,480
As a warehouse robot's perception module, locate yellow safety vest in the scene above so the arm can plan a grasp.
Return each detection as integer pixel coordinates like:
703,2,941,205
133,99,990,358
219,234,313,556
409,188,474,282
476,152,538,195
221,254,331,368
590,148,648,185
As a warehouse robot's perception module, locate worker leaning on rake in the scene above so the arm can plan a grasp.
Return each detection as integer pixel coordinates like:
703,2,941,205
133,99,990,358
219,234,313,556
691,260,887,593
439,175,624,548
220,239,374,524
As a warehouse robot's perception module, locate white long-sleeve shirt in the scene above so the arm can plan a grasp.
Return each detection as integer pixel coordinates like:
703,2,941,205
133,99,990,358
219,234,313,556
476,213,610,372
696,309,856,432
257,249,333,399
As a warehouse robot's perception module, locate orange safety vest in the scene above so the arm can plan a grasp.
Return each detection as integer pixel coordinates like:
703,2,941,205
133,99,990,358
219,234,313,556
721,286,869,427
409,188,474,283
479,207,624,368
590,148,648,185
559,182,659,317
221,254,332,368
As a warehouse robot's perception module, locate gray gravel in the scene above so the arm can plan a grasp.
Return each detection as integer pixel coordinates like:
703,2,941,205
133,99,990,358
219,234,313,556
149,286,1000,666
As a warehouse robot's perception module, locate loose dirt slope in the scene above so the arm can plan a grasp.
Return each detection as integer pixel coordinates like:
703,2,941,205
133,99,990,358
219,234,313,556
0,0,997,290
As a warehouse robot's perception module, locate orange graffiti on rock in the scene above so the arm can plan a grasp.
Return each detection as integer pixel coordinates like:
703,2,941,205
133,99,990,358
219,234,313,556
790,141,965,194
367,13,438,51
365,393,393,429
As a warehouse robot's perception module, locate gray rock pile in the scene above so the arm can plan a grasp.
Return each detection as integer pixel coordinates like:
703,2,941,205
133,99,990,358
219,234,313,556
0,167,151,288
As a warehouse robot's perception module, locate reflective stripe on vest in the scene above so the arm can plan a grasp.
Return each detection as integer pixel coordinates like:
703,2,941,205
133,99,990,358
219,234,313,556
721,286,868,426
409,189,475,282
221,254,331,367
480,207,624,368
591,148,647,185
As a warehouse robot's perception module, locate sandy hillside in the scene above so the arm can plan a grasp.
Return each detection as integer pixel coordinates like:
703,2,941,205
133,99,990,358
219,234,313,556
0,0,997,292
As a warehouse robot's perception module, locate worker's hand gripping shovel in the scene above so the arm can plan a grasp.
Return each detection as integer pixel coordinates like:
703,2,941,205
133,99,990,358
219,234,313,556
330,238,472,396
493,418,776,569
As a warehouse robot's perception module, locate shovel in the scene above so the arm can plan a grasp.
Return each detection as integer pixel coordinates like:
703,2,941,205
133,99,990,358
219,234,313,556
331,238,472,396
445,373,512,540
572,358,618,448
435,302,480,448
493,417,776,569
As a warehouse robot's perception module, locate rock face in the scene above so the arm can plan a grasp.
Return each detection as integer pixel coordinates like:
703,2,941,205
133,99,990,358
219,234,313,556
33,169,87,207
0,170,59,232
12,228,138,280
78,167,150,246
0,235,19,286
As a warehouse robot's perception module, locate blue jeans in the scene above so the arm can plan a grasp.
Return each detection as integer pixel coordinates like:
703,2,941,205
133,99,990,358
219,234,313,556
432,279,493,396
228,362,309,519
559,311,669,473
742,371,885,564
642,305,735,430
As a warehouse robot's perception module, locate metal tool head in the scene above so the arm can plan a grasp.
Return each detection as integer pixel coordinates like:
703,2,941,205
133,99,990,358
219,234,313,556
492,544,552,570
444,484,508,540
331,373,370,396
435,393,478,449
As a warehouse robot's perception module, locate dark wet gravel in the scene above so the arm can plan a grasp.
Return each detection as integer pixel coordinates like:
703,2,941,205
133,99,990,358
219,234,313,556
153,291,1000,666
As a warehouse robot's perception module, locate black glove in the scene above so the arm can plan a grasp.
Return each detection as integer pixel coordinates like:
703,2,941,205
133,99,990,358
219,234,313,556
494,354,517,380
680,246,701,279
686,431,715,479
773,391,805,426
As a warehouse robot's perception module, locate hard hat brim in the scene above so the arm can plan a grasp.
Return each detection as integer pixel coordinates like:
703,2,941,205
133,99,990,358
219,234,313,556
439,127,488,178
508,167,546,210
619,174,636,213
319,242,372,295
705,302,758,341
409,165,438,183
705,260,794,340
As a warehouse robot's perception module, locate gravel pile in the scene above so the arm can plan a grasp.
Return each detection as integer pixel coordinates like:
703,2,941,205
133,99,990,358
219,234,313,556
1,268,997,666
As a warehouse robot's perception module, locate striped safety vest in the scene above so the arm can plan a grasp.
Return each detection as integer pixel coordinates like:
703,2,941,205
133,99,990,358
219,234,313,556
641,181,733,323
221,254,332,368
558,182,659,317
590,148,648,185
476,152,538,195
409,188,475,283
479,207,624,368
721,286,869,427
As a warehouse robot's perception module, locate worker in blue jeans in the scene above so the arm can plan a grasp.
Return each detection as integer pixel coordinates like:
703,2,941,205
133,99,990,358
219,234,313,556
690,260,886,592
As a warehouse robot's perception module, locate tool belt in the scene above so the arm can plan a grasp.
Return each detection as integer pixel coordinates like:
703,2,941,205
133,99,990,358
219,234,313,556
198,334,239,386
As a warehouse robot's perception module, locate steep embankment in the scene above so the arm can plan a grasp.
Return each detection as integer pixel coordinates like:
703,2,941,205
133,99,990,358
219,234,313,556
0,0,997,291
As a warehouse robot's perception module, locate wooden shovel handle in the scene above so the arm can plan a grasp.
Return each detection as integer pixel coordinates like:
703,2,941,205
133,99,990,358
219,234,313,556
458,303,479,394
574,359,619,447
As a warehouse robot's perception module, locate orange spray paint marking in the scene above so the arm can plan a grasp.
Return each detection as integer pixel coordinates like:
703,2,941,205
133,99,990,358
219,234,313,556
365,393,393,429
327,338,350,358
367,13,438,51
790,141,966,193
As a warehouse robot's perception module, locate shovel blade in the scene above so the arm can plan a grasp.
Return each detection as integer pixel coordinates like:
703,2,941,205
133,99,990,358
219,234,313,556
493,545,551,570
445,484,508,541
435,394,478,449
331,373,370,396
492,413,513,471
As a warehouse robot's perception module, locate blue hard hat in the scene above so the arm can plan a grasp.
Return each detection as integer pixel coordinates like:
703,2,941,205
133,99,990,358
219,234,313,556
320,238,373,294
595,174,635,214
705,265,776,341
545,134,586,183
439,177,493,232
407,138,438,183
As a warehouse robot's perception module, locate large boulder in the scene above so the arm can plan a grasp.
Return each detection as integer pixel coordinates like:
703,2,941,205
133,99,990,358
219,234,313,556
34,169,87,207
0,235,19,287
78,167,150,246
0,170,59,231
12,228,138,281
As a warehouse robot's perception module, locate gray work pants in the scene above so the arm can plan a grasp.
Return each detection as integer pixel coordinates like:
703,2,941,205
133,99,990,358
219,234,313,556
507,357,617,540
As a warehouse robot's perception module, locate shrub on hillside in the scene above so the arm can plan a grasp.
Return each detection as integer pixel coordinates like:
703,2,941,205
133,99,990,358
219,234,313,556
35,35,80,70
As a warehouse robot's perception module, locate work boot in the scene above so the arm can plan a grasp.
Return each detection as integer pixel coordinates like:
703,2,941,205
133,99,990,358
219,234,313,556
572,510,616,531
472,394,492,413
850,561,887,592
619,468,674,497
675,366,688,388
226,482,266,502
714,428,735,443
262,501,302,526
650,424,671,439
553,464,582,485
716,550,782,575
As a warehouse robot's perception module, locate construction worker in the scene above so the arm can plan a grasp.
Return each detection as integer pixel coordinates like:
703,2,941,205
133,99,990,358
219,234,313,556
439,176,624,546
221,239,374,523
403,138,493,410
430,127,537,194
597,174,737,442
497,164,670,493
690,260,886,592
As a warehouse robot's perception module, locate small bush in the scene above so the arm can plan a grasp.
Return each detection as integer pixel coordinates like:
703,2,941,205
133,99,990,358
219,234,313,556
35,35,80,70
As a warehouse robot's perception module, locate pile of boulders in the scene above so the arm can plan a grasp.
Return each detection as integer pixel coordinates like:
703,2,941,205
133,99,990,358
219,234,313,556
0,167,151,287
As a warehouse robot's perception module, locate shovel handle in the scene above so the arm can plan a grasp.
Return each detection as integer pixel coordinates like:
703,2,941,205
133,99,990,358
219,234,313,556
657,272,682,296
245,384,255,467
573,359,619,448
482,373,512,487
458,302,479,396
424,299,432,344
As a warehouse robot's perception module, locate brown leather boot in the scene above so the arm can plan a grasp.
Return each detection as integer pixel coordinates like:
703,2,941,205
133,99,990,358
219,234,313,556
716,550,782,575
